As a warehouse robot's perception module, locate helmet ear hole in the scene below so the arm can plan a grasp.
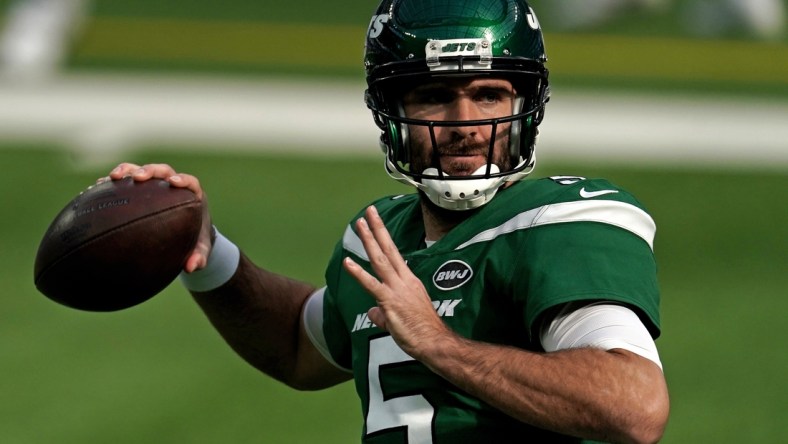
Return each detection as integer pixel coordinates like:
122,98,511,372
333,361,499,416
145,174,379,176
364,89,374,108
521,116,536,163
509,98,538,166
379,132,389,154
396,103,410,163
366,90,387,130
509,96,525,159
386,119,410,164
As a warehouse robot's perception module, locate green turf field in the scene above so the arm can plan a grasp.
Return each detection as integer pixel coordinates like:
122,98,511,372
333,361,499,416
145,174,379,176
1,0,786,442
1,145,786,443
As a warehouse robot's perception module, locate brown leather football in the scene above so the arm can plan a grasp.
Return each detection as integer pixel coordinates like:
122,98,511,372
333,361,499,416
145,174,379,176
34,177,203,311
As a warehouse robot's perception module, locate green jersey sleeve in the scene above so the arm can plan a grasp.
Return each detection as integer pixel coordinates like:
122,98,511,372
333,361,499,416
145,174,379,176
512,178,661,338
322,231,354,371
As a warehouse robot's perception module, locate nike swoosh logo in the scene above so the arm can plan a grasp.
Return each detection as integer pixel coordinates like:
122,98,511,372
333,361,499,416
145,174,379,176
579,187,620,198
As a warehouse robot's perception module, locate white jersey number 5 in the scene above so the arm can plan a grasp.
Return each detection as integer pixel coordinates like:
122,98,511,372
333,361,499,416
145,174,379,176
366,335,435,443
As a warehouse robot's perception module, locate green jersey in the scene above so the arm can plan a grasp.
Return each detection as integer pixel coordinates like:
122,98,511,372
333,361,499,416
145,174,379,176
321,177,660,443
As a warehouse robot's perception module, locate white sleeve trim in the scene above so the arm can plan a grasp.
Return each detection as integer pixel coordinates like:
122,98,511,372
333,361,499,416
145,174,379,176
540,302,663,370
302,287,352,373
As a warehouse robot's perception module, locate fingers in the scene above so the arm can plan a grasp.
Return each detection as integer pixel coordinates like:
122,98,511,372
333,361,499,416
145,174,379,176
97,162,139,184
345,205,409,293
106,162,140,179
367,307,387,331
102,162,205,200
184,249,208,274
356,206,408,277
107,162,176,182
343,256,384,296
102,162,213,272
343,206,441,344
343,258,389,332
185,204,214,273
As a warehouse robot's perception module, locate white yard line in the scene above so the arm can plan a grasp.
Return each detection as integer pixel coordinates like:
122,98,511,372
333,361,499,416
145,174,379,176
1,72,786,169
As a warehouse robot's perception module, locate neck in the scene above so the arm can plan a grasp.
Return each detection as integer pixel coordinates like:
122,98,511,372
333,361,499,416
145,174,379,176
419,181,515,242
420,194,477,242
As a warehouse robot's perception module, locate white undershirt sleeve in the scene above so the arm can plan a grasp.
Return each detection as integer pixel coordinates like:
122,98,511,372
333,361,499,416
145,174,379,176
540,302,663,370
302,287,350,372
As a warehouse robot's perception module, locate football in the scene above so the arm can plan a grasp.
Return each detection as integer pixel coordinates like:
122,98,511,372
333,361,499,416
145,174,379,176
34,177,203,311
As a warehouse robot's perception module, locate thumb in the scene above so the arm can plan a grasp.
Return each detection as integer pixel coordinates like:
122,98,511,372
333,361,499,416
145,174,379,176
183,250,208,273
183,224,213,273
368,307,388,332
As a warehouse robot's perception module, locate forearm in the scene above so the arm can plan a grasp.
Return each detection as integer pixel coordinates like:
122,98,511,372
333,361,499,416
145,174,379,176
190,253,317,387
417,333,668,444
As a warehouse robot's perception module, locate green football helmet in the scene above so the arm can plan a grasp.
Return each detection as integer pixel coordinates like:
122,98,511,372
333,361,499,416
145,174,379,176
365,0,550,211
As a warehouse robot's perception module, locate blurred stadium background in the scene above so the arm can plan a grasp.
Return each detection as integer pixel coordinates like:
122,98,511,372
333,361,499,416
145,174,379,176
1,0,786,442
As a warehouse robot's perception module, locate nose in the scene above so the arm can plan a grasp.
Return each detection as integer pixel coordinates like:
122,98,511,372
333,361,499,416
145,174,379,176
446,98,483,139
447,97,481,121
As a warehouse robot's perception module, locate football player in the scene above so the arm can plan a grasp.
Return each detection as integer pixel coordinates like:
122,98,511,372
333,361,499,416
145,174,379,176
107,0,669,442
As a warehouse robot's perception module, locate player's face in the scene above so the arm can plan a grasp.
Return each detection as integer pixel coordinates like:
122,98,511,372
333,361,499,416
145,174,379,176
402,77,516,177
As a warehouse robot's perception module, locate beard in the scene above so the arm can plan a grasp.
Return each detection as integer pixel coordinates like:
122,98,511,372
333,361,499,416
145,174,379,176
408,125,514,179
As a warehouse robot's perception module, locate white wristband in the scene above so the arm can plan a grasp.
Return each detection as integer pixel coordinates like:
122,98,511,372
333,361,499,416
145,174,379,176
179,228,240,292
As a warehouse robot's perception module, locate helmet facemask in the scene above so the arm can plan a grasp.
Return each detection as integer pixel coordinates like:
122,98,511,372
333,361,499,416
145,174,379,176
368,72,548,211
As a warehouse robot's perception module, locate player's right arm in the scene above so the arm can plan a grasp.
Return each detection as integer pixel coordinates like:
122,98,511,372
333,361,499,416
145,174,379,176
105,163,351,391
190,253,351,390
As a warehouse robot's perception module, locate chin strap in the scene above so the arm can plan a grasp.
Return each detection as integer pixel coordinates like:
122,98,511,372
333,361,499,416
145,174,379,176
384,151,537,211
420,164,505,211
385,161,527,211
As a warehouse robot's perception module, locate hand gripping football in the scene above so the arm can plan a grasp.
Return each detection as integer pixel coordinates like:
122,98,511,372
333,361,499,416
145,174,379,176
34,177,203,311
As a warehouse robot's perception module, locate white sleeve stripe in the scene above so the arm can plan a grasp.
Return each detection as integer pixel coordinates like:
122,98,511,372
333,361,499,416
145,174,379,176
456,200,656,251
541,303,663,370
342,224,369,261
302,287,352,373
536,201,655,250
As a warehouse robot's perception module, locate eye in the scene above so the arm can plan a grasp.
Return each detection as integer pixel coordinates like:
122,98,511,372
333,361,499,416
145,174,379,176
416,89,453,105
479,91,500,103
476,86,510,103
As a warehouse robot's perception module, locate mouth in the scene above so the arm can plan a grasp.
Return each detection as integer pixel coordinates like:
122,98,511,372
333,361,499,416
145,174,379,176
438,154,487,176
422,163,502,182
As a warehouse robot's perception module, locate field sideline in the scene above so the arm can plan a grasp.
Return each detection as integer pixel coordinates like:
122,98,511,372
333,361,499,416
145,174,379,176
1,72,787,170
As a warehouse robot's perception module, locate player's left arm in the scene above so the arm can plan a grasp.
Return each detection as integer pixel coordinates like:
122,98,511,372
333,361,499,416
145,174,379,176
343,205,669,444
427,330,669,444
